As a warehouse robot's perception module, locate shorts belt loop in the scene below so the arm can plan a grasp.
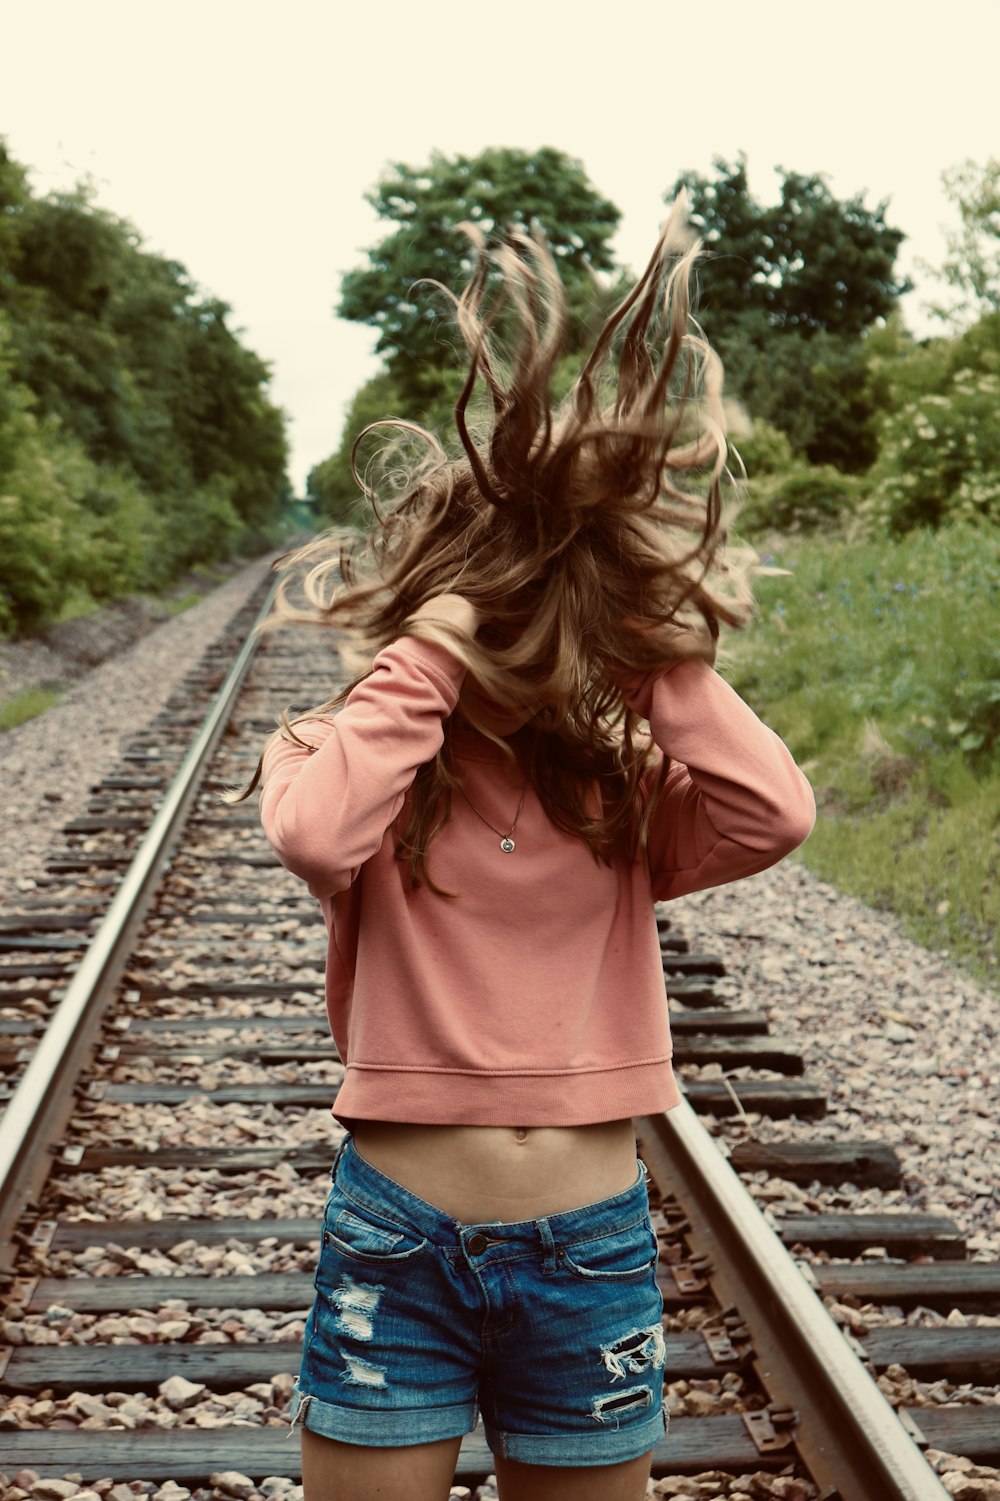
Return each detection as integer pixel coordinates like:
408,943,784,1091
536,1216,558,1275
330,1134,349,1183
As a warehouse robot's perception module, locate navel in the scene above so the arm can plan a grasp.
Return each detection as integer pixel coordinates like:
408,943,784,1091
514,1127,528,1143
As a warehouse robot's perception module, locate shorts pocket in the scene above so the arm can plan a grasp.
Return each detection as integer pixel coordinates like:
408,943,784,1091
558,1215,658,1282
320,1192,428,1266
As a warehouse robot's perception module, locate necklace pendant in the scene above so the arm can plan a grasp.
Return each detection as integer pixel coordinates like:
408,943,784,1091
499,836,516,853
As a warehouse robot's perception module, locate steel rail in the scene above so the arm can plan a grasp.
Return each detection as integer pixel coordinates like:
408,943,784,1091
639,1101,951,1501
0,578,280,1271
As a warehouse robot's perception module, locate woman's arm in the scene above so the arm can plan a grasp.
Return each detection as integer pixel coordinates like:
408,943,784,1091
260,598,476,895
629,659,816,902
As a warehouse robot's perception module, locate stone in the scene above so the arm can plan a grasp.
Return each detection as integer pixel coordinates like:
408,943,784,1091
942,1479,1000,1501
71,1394,117,1422
771,1480,818,1501
684,1389,720,1416
156,1320,192,1340
29,1483,83,1500
158,1375,206,1410
208,1475,256,1500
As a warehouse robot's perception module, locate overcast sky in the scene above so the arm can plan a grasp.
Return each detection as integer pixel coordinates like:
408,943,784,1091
6,0,999,492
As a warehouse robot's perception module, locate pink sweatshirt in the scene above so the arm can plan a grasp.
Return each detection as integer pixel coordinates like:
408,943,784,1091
259,637,815,1127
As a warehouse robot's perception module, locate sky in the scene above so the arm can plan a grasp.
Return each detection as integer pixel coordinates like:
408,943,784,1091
5,0,999,494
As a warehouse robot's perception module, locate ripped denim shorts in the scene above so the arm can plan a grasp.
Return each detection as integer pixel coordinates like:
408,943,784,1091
290,1134,667,1467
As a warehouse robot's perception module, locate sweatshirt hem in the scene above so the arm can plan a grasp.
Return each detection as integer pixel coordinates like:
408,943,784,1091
332,1060,682,1128
343,1055,673,1078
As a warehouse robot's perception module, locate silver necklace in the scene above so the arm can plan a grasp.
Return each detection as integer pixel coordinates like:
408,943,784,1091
457,779,529,853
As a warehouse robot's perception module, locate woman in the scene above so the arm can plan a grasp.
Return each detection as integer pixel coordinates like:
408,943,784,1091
247,198,815,1501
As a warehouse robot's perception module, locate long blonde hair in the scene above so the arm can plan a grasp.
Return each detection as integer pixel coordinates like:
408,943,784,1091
239,195,753,891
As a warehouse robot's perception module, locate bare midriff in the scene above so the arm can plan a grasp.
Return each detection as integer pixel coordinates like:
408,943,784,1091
350,1119,638,1223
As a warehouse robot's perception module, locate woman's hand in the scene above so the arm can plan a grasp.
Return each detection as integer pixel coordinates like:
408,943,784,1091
407,594,481,638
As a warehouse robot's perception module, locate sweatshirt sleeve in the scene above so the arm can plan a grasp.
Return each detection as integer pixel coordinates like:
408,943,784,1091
259,636,466,897
628,660,816,902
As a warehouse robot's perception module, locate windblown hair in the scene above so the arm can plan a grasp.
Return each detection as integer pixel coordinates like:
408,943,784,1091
237,194,755,892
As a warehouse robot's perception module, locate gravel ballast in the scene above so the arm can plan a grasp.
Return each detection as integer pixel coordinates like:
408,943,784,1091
0,557,277,913
667,865,999,1257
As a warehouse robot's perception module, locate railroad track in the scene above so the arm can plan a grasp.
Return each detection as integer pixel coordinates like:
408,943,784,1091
1,570,998,1500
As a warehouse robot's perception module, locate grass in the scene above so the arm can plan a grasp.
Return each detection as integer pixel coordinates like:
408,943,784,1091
724,522,1000,986
162,591,201,616
0,686,63,731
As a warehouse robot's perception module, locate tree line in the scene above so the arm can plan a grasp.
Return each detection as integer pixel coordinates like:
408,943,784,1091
0,138,290,635
310,146,1000,543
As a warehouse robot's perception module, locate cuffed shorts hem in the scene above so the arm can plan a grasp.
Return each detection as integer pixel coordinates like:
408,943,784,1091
291,1386,479,1448
484,1406,666,1467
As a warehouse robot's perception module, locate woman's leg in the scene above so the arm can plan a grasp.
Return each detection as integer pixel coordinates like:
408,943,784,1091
494,1448,654,1500
301,1428,464,1501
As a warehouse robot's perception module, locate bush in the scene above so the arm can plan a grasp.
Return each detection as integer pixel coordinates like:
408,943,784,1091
153,477,243,582
737,463,863,536
862,372,1000,532
0,392,245,633
730,418,798,477
0,409,91,632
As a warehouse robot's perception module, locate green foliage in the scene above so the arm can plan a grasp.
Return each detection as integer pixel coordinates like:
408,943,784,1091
738,464,865,537
867,308,1000,415
862,370,1000,533
0,136,291,633
338,147,620,405
719,313,879,468
725,525,1000,978
920,157,1000,327
0,686,62,731
731,418,798,476
856,309,1000,531
0,414,88,633
308,369,421,525
0,141,30,278
801,762,1000,980
674,154,910,339
154,477,243,580
730,525,1000,772
669,155,909,467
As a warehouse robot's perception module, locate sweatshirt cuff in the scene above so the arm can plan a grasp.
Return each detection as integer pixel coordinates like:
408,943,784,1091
372,634,468,703
621,658,691,718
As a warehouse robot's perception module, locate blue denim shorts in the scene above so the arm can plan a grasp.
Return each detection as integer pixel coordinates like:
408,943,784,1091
289,1135,667,1467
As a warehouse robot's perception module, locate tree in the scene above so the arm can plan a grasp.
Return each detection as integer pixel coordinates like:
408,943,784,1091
921,157,1000,328
0,140,29,284
858,308,1000,533
0,135,291,630
673,154,909,339
668,155,910,469
338,147,621,409
1,161,289,527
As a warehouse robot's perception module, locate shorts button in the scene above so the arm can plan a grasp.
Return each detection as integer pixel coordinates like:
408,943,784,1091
466,1232,489,1256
